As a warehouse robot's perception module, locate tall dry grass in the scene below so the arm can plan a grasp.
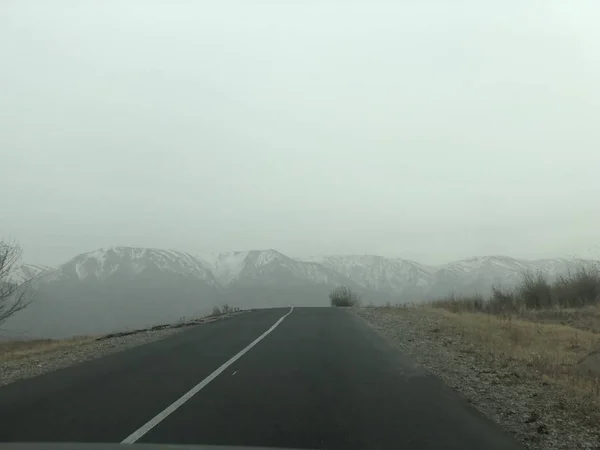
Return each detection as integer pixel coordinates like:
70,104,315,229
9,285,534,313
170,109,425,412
432,265,600,316
426,307,600,419
0,336,93,362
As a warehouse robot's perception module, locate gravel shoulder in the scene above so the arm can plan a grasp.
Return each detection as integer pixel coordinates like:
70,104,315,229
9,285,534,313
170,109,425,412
0,312,246,387
356,306,600,450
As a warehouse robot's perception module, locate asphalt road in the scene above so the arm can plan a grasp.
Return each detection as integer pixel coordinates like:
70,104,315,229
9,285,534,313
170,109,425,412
0,307,524,450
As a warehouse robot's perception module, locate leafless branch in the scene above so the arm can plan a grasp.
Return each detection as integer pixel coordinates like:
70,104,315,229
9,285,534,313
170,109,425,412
0,240,21,282
0,240,32,325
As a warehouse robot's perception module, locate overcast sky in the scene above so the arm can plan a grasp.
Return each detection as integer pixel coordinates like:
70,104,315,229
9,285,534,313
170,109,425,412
1,0,599,266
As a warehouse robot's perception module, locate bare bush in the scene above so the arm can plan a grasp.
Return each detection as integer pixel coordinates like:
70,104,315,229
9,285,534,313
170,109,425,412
519,271,552,308
329,286,361,307
489,286,517,313
430,293,484,313
0,240,31,325
553,266,600,307
211,304,240,317
431,264,600,315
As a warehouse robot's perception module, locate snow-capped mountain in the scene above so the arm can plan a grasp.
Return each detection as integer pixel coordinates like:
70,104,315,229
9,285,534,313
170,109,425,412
43,247,355,289
3,247,359,338
196,249,364,309
25,247,359,296
14,248,597,301
303,254,596,299
527,257,595,278
200,249,357,288
56,247,218,286
3,248,221,339
429,255,596,297
305,255,433,297
5,246,597,339
8,264,53,284
17,248,597,301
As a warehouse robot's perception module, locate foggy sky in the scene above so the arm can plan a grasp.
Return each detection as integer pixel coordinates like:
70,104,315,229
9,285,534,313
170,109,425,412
1,1,600,266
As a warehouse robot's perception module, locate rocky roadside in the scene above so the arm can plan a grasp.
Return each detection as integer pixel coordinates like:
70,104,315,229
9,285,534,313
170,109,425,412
356,306,600,450
0,328,184,387
0,312,247,387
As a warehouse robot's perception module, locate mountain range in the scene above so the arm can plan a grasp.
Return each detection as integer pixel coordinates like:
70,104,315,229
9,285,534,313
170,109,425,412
3,247,596,339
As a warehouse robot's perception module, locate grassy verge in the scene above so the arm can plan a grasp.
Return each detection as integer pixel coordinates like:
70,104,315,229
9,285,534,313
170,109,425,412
519,305,600,334
0,308,247,363
0,337,94,362
422,306,600,422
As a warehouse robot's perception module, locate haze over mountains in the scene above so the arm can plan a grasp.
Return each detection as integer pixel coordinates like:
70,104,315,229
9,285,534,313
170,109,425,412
3,247,596,339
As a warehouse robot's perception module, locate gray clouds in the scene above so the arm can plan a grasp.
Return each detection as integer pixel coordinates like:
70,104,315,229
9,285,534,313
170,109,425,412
1,0,600,265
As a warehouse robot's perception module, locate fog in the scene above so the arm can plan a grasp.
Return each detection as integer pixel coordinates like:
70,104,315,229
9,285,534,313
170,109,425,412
2,0,600,266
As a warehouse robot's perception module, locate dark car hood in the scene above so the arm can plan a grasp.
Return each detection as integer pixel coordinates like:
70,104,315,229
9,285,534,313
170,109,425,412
0,444,311,450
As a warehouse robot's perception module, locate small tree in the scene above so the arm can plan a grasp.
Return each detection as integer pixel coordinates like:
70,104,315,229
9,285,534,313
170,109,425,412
329,286,361,307
553,265,600,307
519,271,552,309
0,240,31,325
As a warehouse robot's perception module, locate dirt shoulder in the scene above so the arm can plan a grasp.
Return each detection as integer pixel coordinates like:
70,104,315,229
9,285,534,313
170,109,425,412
356,306,600,450
0,311,247,387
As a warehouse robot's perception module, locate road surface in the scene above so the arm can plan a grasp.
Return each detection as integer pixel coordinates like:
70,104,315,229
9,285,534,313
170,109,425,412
0,307,523,449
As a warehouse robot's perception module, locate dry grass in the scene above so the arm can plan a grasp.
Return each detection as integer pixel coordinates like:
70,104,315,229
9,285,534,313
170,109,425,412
361,305,600,447
423,306,600,411
432,265,600,316
0,337,94,362
520,304,600,334
0,309,248,363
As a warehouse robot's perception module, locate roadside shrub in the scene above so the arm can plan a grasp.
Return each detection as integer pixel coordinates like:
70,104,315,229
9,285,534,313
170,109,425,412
329,286,361,307
431,264,600,314
431,293,485,313
488,286,518,313
211,306,222,316
553,266,600,307
519,272,552,309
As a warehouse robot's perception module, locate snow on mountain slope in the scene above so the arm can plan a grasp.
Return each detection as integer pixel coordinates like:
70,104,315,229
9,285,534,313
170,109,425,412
429,256,529,296
57,247,219,286
434,255,529,274
305,254,598,299
38,247,354,289
20,247,599,299
4,247,222,339
10,248,596,339
201,249,357,287
433,255,594,280
432,255,530,284
428,255,597,297
198,251,253,285
306,255,433,295
527,258,595,278
8,264,53,284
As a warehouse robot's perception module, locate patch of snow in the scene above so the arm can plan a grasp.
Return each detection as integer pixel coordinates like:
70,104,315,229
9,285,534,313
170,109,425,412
8,264,53,284
199,251,249,285
56,246,218,286
255,250,279,267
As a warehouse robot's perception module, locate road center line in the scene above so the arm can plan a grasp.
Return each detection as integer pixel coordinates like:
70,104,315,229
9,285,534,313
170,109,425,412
121,307,294,444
